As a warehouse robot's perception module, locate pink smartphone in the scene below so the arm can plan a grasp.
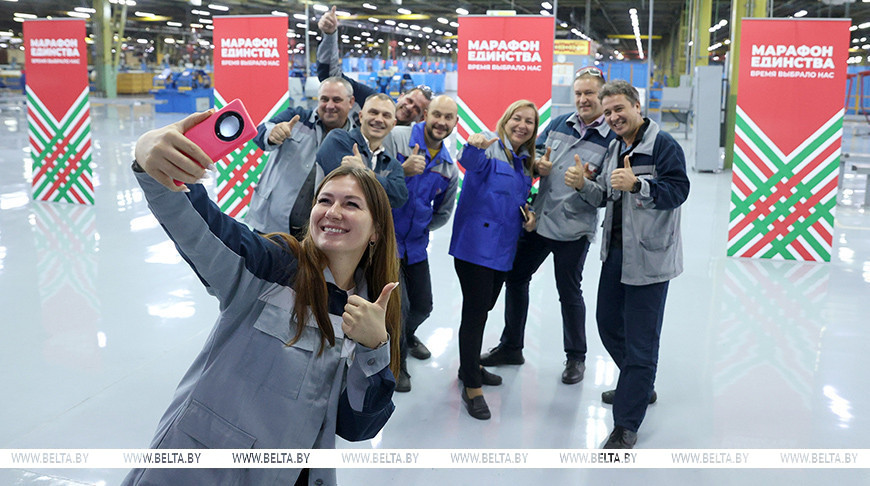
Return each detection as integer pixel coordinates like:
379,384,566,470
174,98,257,185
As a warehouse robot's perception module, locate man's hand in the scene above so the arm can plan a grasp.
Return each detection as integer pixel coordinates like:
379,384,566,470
611,155,638,192
402,144,426,176
342,282,398,349
341,143,366,169
564,154,590,190
466,133,499,150
267,115,300,146
318,6,338,34
535,146,553,176
134,110,215,192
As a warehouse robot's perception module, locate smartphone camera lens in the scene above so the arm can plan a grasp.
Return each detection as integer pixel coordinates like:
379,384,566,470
215,111,244,142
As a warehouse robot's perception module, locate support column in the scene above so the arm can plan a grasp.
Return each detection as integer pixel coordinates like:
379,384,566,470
723,0,767,168
92,0,115,97
694,0,713,68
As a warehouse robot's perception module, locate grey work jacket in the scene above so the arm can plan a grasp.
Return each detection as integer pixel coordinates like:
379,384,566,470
533,113,612,242
576,119,689,285
124,172,395,486
246,108,354,234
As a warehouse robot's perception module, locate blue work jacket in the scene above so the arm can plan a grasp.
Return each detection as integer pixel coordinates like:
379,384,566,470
449,131,533,272
387,122,459,264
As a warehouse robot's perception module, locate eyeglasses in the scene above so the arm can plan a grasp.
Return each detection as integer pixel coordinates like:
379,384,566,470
575,67,605,80
410,84,433,100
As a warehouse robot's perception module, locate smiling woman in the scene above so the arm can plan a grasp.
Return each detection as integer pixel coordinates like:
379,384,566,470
123,111,401,486
448,99,539,420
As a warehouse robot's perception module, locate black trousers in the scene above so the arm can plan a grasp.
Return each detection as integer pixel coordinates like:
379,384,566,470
501,231,591,361
454,258,506,388
399,256,434,362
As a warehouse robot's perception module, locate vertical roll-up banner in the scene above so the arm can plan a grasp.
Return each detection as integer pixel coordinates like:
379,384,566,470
24,20,93,205
728,19,849,261
213,16,289,218
457,16,554,156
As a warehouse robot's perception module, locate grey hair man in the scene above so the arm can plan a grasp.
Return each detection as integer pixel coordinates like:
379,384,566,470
247,76,356,237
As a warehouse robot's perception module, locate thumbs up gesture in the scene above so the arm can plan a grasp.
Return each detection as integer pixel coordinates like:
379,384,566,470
402,143,426,176
318,5,339,34
267,114,300,146
342,282,399,349
341,143,366,169
134,109,216,192
564,154,590,190
535,146,553,176
466,133,500,150
610,155,638,192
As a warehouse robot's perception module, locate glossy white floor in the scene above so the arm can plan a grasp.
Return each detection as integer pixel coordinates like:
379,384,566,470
1,103,869,485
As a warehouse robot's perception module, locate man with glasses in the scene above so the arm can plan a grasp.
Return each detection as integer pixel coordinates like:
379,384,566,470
317,6,431,126
480,67,615,387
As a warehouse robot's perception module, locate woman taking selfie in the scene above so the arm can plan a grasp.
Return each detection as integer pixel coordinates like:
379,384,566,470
123,111,400,486
449,100,539,420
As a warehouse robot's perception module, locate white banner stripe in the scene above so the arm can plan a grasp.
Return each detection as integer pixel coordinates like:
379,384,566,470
26,86,59,126
735,126,779,175
737,107,844,162
457,97,489,133
262,92,290,125
58,88,91,127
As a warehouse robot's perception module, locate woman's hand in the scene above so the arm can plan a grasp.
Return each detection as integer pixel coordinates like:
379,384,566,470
134,110,215,192
342,282,399,349
466,133,499,150
521,204,537,232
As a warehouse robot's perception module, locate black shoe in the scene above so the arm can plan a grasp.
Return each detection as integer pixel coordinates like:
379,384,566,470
480,367,503,386
408,335,431,360
601,389,657,405
457,367,503,387
396,364,411,393
561,360,585,384
479,345,525,366
461,388,491,420
602,426,637,449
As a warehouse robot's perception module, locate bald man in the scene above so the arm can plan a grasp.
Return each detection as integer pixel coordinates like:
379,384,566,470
384,95,460,391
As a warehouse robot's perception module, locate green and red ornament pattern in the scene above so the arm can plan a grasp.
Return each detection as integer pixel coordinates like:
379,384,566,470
728,18,849,262
24,19,93,205
213,16,289,218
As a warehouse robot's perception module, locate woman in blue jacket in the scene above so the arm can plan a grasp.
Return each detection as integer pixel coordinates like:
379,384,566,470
449,100,539,420
125,111,401,486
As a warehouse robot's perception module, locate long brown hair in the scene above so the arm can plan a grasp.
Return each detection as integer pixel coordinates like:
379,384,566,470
496,99,539,175
268,166,401,377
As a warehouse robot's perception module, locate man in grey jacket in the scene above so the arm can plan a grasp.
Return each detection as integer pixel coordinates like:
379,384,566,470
480,68,615,386
246,76,355,237
567,80,690,449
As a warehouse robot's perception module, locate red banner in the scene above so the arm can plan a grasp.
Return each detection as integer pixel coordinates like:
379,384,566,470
727,19,849,261
24,20,88,120
212,15,289,217
456,16,554,145
24,19,94,204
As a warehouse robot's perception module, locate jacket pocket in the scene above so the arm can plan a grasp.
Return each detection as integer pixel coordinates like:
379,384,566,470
241,287,317,400
177,399,257,449
638,234,677,278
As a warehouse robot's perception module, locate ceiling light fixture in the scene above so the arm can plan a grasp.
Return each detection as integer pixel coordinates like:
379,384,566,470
630,8,644,60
